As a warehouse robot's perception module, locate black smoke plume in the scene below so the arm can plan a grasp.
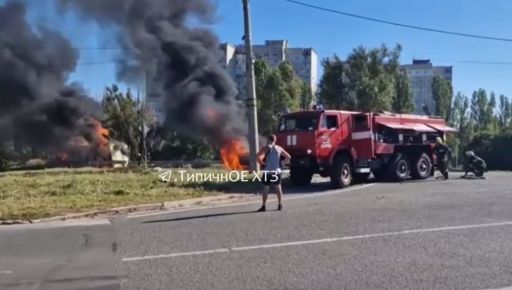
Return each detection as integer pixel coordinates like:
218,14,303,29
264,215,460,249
0,2,101,152
59,0,248,146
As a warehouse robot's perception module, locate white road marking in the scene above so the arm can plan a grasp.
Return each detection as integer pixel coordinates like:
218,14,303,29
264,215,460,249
122,220,512,262
483,287,512,290
123,249,230,262
127,184,375,219
0,270,13,274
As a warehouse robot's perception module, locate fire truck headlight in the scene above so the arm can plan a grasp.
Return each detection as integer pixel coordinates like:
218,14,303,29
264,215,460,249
307,149,312,155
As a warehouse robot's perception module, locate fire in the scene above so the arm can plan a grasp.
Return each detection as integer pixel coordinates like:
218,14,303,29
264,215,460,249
49,118,115,167
87,118,112,162
89,118,110,145
220,138,248,170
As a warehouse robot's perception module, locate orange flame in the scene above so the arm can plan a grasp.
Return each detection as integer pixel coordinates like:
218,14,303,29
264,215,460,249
88,118,111,162
220,138,248,170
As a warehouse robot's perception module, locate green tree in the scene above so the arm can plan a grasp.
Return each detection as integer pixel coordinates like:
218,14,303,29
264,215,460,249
0,146,9,171
432,76,453,121
498,94,511,129
149,131,216,161
487,92,499,133
254,60,301,135
318,56,355,110
450,92,472,165
393,70,414,113
318,44,405,112
346,45,399,112
300,83,315,111
101,85,154,160
468,89,500,133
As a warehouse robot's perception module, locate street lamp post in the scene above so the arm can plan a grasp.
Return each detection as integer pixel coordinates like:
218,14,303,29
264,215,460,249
242,0,259,172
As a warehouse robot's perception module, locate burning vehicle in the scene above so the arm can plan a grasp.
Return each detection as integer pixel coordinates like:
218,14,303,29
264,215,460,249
50,119,130,168
220,138,249,170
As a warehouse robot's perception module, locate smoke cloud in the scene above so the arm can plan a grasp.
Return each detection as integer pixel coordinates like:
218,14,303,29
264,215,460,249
59,0,248,146
0,2,101,151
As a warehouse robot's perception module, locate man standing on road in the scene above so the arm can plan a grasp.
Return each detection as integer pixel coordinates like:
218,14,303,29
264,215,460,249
434,137,452,180
256,134,291,212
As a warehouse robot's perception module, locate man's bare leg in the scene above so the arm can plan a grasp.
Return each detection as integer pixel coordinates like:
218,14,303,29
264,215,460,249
257,185,270,212
275,184,283,206
262,185,270,205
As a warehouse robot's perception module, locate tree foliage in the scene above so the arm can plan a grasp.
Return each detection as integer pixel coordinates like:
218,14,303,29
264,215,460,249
393,70,415,113
0,146,9,171
432,76,453,121
451,88,512,170
467,132,512,170
318,55,354,110
318,44,414,113
148,131,216,161
255,60,301,135
498,94,511,128
101,85,154,160
300,82,315,111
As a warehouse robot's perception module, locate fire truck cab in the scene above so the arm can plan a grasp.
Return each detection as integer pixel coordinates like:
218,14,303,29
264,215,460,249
276,109,457,188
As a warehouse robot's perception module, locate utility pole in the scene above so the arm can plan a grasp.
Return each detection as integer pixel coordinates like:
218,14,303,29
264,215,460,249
242,0,259,172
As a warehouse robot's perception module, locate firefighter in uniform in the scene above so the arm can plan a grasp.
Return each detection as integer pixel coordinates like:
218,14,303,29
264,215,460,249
434,137,451,180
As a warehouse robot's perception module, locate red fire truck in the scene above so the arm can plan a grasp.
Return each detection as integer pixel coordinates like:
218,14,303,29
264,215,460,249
276,110,457,188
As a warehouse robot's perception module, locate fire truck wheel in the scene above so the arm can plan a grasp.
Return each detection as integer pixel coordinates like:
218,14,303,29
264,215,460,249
289,168,313,186
412,153,432,180
331,155,353,188
389,153,411,181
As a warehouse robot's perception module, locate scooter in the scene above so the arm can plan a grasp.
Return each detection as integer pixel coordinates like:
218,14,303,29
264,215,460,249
462,151,487,178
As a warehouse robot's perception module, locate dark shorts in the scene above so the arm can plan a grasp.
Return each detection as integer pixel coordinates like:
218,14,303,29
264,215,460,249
437,160,448,172
261,171,282,186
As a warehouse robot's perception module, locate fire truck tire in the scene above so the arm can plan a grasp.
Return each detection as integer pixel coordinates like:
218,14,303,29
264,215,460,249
331,155,353,188
411,153,432,180
289,168,313,186
389,153,411,181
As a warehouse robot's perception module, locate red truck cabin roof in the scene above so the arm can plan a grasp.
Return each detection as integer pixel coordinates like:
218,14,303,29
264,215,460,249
277,110,457,133
280,110,358,117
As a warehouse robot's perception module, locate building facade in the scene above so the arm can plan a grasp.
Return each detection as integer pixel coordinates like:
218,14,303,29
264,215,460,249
401,59,453,115
220,40,318,100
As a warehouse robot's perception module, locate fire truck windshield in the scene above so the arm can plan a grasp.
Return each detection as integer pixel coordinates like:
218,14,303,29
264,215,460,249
278,115,319,132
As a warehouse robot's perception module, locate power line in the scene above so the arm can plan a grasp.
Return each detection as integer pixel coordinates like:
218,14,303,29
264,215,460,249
283,0,512,43
458,60,512,66
76,47,132,51
77,60,117,66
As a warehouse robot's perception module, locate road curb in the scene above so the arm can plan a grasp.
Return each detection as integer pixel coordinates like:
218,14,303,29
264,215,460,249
162,194,256,210
0,194,253,225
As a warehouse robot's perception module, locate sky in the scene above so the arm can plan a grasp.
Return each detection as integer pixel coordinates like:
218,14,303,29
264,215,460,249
14,0,512,100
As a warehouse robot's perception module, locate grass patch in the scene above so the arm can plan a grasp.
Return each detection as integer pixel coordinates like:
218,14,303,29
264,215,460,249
0,168,260,221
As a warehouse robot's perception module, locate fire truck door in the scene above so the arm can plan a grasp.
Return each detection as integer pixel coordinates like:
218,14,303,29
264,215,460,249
317,114,341,158
351,114,374,160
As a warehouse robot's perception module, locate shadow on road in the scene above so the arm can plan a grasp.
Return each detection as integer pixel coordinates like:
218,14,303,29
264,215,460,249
143,210,259,224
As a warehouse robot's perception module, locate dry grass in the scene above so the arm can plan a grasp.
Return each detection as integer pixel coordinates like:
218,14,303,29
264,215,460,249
0,168,260,220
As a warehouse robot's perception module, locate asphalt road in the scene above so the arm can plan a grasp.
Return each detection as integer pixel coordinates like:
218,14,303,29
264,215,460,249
3,172,512,289
0,220,120,290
